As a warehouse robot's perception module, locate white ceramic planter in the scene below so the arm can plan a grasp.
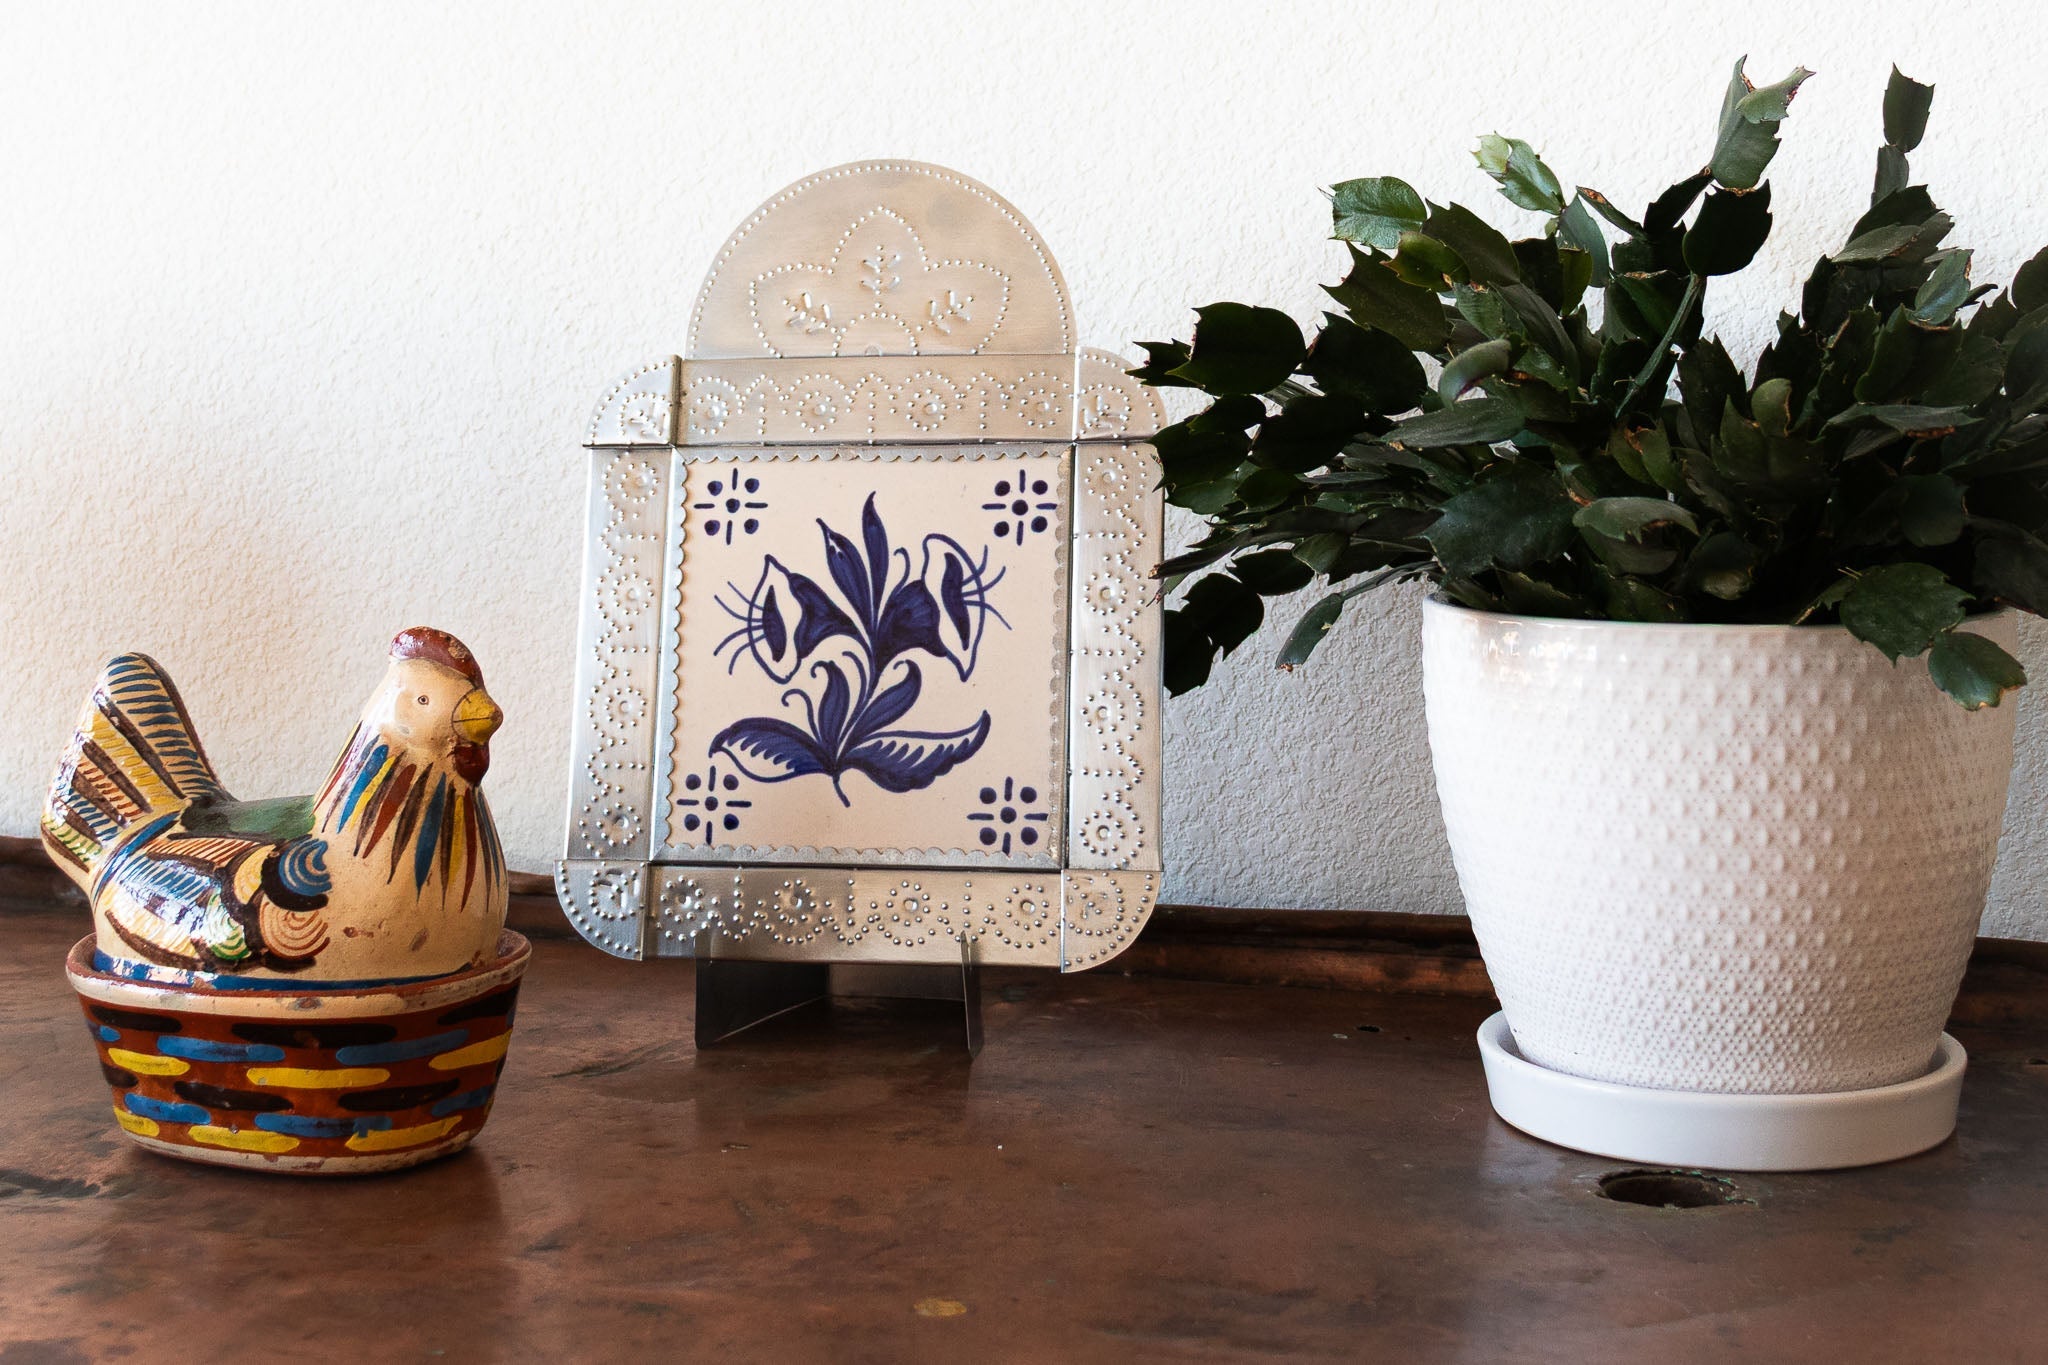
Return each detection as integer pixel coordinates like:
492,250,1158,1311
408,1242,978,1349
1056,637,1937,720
1422,599,2019,1097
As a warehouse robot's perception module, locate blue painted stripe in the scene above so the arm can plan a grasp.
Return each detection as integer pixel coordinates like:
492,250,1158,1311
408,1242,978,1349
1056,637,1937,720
336,742,389,831
429,1085,496,1118
91,951,446,991
124,1094,210,1124
414,777,448,890
93,1024,120,1043
336,1030,469,1066
157,1037,287,1063
90,812,178,896
254,1114,394,1139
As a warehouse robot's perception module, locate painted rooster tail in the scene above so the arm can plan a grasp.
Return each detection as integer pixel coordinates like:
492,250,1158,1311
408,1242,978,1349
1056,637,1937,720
41,653,226,889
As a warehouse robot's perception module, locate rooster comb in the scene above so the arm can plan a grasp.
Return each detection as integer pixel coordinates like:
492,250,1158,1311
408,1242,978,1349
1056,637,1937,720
390,626,485,686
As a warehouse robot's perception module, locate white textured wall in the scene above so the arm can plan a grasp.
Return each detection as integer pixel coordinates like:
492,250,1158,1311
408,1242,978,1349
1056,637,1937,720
6,1,2047,937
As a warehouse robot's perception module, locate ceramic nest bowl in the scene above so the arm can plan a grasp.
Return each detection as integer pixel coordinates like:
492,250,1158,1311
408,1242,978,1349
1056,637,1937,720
66,930,531,1175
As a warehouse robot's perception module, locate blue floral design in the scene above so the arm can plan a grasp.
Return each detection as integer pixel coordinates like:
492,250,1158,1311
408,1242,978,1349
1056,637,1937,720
711,495,1008,805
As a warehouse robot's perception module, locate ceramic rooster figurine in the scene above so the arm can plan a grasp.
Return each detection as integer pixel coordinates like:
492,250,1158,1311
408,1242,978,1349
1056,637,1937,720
41,627,507,984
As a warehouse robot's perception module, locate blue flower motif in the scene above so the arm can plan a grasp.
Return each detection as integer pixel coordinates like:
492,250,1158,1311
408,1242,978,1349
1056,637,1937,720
710,495,1008,805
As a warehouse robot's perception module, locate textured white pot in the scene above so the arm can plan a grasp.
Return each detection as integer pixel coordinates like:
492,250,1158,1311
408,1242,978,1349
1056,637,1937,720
1422,599,2019,1096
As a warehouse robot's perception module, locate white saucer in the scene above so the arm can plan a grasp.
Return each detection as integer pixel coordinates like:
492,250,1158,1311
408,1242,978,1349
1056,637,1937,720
1476,1012,1968,1172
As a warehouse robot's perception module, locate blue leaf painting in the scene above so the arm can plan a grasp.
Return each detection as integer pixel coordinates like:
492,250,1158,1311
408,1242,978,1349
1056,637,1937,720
708,718,830,783
842,715,993,793
710,494,1010,806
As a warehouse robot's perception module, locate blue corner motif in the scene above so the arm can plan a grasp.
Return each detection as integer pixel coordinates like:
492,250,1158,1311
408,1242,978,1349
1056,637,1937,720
694,474,769,545
675,762,753,843
711,495,1008,806
982,475,1058,544
968,777,1049,855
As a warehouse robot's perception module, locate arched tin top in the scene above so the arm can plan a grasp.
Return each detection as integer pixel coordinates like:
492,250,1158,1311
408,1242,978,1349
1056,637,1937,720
686,160,1074,361
585,161,1161,447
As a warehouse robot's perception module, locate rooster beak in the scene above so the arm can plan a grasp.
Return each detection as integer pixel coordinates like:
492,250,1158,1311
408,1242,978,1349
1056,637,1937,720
453,688,503,744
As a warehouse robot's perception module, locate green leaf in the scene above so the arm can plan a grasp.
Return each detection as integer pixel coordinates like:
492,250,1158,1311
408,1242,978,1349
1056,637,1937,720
1578,187,1644,238
1454,282,1511,339
1180,573,1265,658
1424,203,1522,285
1324,246,1451,353
1573,496,1700,575
1839,563,1967,661
1833,222,1927,265
1574,496,1700,539
1872,145,1909,205
1438,338,1514,404
1559,195,1611,287
2011,246,2048,314
1294,532,1348,575
1927,629,2024,709
1252,394,1366,472
1752,376,1795,436
1230,547,1315,596
1276,592,1346,669
1153,399,1257,488
1169,303,1306,395
1475,135,1565,214
1882,66,1935,153
1386,394,1525,447
1896,473,1965,546
1920,325,2006,407
1424,461,1576,577
1683,184,1774,276
1710,58,1813,190
1852,185,1937,239
1130,340,1195,387
1302,314,1427,413
1332,177,1428,249
2007,323,2048,409
1976,534,2048,614
1161,608,1213,695
1645,171,1712,237
1600,570,1686,622
1685,531,1761,600
1233,467,1306,513
1824,403,1973,437
1910,250,1974,327
1388,229,1469,290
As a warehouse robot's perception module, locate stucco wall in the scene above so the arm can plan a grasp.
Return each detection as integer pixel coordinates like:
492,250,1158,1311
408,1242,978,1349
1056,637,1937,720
6,1,2046,937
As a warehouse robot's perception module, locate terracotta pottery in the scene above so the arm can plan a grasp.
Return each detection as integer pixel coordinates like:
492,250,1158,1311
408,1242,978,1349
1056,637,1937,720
41,627,523,1173
67,930,529,1173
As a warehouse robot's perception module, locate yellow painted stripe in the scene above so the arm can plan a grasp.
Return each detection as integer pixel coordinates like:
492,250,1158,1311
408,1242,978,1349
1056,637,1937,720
346,1116,460,1152
428,1033,509,1071
189,1125,299,1154
106,1047,188,1076
245,1066,390,1089
113,1106,159,1137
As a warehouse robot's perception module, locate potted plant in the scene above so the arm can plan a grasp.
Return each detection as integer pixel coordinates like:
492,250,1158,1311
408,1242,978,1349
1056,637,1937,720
1138,63,2045,1168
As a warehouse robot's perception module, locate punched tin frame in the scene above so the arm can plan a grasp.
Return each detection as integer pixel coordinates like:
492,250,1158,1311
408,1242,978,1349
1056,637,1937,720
556,161,1165,971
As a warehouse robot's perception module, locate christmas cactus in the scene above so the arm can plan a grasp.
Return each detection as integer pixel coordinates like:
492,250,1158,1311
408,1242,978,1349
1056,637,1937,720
1141,62,2048,708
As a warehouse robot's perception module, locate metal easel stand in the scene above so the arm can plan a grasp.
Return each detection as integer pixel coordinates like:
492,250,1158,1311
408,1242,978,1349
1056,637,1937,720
692,935,983,1058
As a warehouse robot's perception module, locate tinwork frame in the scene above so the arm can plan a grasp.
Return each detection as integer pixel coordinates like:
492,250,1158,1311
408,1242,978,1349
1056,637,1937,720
556,162,1163,972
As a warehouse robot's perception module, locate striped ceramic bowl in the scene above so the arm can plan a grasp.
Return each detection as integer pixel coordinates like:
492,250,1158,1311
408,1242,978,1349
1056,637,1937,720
66,930,530,1174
